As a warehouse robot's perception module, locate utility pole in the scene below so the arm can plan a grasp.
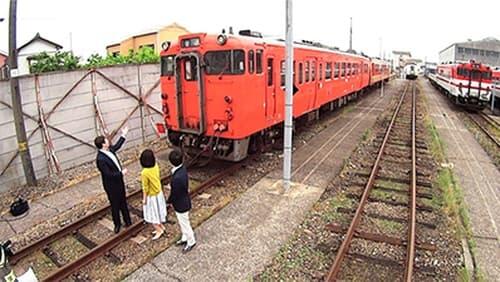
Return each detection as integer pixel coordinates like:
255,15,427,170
349,17,352,52
283,0,293,190
9,0,37,186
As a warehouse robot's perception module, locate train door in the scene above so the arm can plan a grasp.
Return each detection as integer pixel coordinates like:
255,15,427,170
311,58,319,109
265,56,276,119
175,53,205,134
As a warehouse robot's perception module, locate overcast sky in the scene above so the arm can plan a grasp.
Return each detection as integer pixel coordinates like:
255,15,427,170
0,0,499,62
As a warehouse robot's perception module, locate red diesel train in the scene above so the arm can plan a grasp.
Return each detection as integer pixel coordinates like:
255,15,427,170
159,30,391,161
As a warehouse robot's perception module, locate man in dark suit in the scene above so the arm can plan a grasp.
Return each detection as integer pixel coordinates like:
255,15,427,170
167,149,196,253
94,127,132,233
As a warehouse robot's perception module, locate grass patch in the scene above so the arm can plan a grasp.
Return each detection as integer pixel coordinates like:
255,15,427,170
323,194,354,222
375,180,407,191
361,128,372,141
375,218,403,233
371,189,397,201
422,94,481,281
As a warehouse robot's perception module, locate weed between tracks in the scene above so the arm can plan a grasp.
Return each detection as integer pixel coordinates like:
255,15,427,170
421,84,483,281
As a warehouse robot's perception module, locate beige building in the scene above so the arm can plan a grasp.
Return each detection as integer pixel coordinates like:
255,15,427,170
106,22,189,56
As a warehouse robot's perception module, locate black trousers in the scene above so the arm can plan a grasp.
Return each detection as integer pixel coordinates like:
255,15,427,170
105,186,131,227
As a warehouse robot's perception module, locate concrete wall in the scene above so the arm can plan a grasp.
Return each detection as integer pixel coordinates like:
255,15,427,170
0,63,162,191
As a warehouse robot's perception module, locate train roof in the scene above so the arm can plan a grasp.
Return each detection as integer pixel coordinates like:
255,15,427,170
165,32,388,63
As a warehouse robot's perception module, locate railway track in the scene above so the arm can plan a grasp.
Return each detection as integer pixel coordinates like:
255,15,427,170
325,81,435,281
10,160,246,281
467,112,500,148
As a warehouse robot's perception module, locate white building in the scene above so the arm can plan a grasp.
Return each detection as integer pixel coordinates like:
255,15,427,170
391,51,412,71
17,33,62,75
439,37,500,67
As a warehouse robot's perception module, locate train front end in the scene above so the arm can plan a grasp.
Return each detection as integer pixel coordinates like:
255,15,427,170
159,33,257,162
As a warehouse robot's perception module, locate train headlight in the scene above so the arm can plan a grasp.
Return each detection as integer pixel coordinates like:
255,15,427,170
217,34,227,45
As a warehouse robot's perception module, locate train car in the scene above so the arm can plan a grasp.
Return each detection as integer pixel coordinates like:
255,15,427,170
369,58,391,86
159,30,390,161
428,60,493,109
403,63,418,80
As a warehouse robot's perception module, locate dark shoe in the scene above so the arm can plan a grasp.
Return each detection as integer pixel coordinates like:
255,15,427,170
114,226,121,234
182,243,196,253
176,239,187,246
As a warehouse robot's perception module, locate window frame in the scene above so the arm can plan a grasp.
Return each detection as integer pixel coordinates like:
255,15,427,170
256,49,263,74
325,62,332,80
248,50,255,74
267,58,274,86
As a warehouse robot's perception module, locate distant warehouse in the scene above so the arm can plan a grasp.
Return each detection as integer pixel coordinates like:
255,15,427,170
439,37,500,67
106,22,189,56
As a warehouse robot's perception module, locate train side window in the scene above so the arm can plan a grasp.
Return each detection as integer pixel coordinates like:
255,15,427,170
365,64,368,73
280,60,285,87
341,62,346,77
319,63,323,81
325,62,332,80
233,50,245,74
347,63,351,76
305,61,310,83
299,63,303,84
334,63,339,78
256,50,263,74
248,50,255,74
267,58,274,86
311,61,316,82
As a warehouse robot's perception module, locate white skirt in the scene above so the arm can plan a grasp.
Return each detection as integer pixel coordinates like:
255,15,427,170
143,191,167,224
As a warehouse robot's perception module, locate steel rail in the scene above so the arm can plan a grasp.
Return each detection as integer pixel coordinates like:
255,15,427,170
480,112,500,128
325,83,409,281
404,82,417,281
469,113,500,148
11,168,180,264
39,159,246,281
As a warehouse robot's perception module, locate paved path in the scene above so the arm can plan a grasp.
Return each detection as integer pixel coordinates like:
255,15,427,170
422,79,500,280
125,83,398,281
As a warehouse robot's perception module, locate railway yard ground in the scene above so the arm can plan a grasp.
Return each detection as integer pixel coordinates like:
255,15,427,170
1,78,499,281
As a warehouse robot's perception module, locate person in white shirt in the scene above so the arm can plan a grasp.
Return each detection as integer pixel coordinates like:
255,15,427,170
94,127,132,233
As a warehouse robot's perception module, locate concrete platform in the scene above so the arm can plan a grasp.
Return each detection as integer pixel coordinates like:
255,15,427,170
423,79,500,281
125,84,396,281
0,150,171,242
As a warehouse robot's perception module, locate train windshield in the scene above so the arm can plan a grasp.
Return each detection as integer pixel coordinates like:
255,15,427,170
204,50,245,75
161,55,175,76
481,71,492,80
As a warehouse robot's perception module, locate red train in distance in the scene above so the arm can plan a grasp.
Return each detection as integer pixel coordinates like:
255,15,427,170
493,68,500,91
159,30,390,161
428,60,494,109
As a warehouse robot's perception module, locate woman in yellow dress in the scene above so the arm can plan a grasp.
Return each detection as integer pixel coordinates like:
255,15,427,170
140,149,167,240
